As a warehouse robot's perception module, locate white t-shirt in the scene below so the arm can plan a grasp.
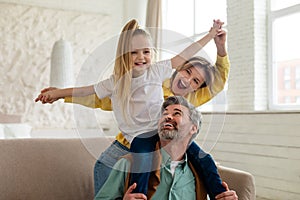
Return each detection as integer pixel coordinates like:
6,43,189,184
94,60,173,143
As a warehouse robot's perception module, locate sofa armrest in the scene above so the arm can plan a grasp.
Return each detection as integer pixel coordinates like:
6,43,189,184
217,165,256,200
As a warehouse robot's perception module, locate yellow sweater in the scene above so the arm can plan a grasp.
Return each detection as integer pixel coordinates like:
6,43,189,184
65,55,230,148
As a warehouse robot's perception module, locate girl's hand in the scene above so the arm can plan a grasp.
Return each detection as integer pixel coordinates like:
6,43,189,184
213,19,224,29
35,88,61,104
209,19,224,38
40,87,58,93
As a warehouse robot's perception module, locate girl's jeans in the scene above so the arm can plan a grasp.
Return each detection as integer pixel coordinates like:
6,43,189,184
93,140,129,196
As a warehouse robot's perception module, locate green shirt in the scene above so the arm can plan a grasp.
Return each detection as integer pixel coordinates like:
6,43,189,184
95,149,196,200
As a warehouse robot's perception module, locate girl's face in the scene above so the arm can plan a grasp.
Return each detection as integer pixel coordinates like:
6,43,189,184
171,67,206,96
130,34,152,77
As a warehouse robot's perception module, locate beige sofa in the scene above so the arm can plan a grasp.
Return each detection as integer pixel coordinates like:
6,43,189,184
0,138,255,200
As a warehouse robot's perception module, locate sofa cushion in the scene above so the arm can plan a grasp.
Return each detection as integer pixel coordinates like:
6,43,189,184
0,138,255,200
217,165,256,200
0,138,104,200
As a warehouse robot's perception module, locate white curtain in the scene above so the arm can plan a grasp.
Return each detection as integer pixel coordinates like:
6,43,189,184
145,0,162,60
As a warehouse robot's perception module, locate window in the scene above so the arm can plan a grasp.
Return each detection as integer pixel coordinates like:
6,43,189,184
284,67,291,89
271,0,300,10
296,66,300,89
285,96,291,104
162,0,227,111
269,1,300,109
162,0,227,60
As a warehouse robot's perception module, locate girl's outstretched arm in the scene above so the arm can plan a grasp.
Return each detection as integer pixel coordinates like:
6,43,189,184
171,19,224,69
37,87,112,110
35,85,95,104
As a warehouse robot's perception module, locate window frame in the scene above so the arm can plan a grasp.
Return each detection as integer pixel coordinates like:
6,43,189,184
268,1,300,110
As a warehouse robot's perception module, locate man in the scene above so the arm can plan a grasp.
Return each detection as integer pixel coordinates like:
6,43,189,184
95,96,238,200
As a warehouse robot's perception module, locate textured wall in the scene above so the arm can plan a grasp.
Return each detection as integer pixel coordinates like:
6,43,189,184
0,2,117,131
227,0,268,111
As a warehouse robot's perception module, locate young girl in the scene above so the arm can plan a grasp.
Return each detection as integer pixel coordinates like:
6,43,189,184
36,19,226,198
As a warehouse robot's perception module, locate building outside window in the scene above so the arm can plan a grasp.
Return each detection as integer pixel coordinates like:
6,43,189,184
296,66,300,89
269,0,300,109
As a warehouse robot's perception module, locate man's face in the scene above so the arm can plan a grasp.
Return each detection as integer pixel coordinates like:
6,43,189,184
158,104,195,141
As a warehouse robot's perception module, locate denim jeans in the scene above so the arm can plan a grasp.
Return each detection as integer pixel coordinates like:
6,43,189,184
129,130,159,195
93,140,130,196
129,132,226,199
187,141,226,200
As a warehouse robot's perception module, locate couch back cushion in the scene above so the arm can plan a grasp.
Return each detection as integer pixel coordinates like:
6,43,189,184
0,138,111,200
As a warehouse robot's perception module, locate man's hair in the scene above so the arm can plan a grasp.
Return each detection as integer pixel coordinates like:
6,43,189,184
161,96,202,137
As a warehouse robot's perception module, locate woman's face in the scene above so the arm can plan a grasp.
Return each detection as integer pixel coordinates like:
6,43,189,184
171,66,206,96
130,34,152,77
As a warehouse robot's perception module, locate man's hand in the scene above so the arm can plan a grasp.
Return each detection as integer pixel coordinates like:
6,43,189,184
123,183,147,200
215,182,238,200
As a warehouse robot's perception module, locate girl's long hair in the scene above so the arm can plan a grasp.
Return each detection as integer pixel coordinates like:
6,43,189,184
113,19,153,124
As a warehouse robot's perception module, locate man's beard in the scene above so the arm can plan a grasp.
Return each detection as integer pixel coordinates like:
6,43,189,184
158,129,179,140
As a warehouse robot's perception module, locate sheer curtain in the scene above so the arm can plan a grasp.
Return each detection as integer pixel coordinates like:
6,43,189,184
145,0,162,60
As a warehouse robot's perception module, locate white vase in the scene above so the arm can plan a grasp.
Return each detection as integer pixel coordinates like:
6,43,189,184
50,39,74,88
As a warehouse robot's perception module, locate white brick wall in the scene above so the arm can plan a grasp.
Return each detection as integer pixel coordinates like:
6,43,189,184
253,0,268,110
198,111,300,200
227,0,268,111
227,0,255,111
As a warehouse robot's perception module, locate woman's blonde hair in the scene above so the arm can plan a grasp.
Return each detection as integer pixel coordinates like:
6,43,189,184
113,19,153,123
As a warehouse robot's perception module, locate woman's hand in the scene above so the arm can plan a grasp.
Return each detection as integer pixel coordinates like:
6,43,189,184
214,29,227,57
